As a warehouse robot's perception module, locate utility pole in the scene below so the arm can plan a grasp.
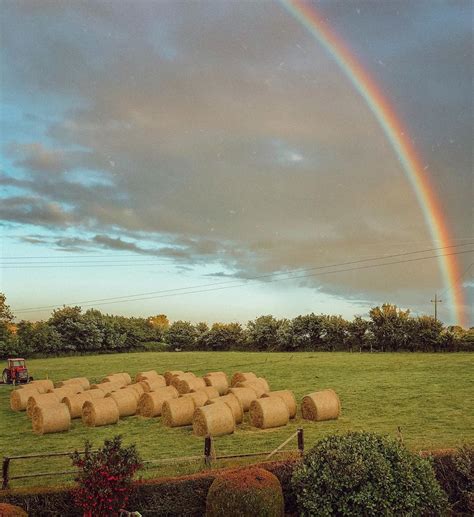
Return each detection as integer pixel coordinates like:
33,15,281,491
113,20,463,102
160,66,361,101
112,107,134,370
430,293,442,322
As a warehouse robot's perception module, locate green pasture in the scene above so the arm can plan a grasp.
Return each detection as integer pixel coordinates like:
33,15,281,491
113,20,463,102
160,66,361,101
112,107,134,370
0,351,472,488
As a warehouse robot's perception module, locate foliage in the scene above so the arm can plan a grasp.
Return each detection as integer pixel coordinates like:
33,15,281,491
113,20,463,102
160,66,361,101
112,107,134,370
70,435,142,517
165,320,197,350
206,467,284,517
368,303,411,351
247,315,282,351
292,432,448,517
199,322,246,351
431,446,474,515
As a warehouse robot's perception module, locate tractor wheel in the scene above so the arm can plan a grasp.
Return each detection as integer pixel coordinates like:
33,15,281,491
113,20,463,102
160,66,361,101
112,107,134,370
2,370,10,384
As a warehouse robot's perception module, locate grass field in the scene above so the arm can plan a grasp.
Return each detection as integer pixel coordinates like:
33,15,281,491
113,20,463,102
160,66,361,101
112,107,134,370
1,351,473,489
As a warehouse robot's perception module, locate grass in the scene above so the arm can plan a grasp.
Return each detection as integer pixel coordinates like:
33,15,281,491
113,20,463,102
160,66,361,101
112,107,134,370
0,351,473,489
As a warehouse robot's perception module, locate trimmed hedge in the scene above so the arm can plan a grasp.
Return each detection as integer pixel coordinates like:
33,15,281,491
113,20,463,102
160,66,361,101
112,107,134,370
0,460,298,517
206,467,283,516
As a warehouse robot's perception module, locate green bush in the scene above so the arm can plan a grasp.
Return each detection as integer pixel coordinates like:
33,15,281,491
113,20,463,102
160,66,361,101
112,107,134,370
292,432,448,516
206,467,284,517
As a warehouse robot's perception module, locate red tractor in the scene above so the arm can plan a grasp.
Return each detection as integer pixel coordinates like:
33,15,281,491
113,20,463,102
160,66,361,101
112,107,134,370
2,358,31,384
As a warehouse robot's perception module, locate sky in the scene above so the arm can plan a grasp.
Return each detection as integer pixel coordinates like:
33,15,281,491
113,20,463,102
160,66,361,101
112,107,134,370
0,0,472,326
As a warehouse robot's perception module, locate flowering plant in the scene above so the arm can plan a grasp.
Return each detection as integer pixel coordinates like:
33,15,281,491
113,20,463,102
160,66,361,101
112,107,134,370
71,435,142,517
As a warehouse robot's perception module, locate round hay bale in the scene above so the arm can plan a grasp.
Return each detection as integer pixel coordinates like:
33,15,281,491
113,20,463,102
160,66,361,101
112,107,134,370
55,377,90,390
262,390,297,418
26,392,61,418
257,377,270,393
139,377,166,392
137,386,178,417
102,373,131,385
231,372,257,387
301,389,341,421
207,393,243,424
62,392,98,419
200,386,220,400
228,387,258,412
235,381,266,398
125,383,146,398
177,377,207,394
82,398,119,427
164,370,185,385
32,403,71,434
135,370,161,383
10,386,39,411
90,382,121,395
162,397,196,427
193,403,235,437
106,390,138,417
249,397,289,429
48,386,84,398
204,371,228,381
204,375,229,395
28,379,54,393
182,390,209,408
119,386,141,402
170,372,196,389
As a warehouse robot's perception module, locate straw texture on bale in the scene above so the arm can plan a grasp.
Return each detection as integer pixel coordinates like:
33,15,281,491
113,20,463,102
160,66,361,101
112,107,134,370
26,392,61,418
170,372,196,390
55,377,90,390
103,372,131,385
200,386,220,399
28,379,54,393
207,393,243,424
137,386,178,417
124,383,146,398
82,398,119,427
135,370,163,383
182,390,209,408
204,371,228,381
204,375,229,396
10,386,39,411
257,377,270,392
235,381,266,398
62,392,103,419
118,386,141,402
193,403,235,437
231,372,257,387
262,390,297,418
162,397,196,427
32,403,71,435
177,377,206,394
90,382,121,395
106,390,138,417
301,389,341,421
139,377,166,392
164,370,185,385
249,397,289,429
48,386,84,399
228,387,258,412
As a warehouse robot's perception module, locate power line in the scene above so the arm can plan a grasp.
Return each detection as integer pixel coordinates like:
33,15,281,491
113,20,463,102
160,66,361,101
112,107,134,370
438,262,474,298
13,242,470,311
13,249,473,314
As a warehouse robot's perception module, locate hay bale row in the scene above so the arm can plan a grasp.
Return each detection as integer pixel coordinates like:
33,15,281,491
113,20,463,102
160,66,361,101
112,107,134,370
231,372,257,387
249,397,289,429
137,386,178,417
105,390,138,417
124,383,146,399
234,379,268,398
164,370,185,385
204,373,229,395
27,379,55,393
262,390,297,419
228,387,258,412
26,392,61,418
32,403,71,435
139,377,166,392
62,391,105,419
177,377,206,394
162,397,196,427
48,385,84,399
301,389,341,421
55,377,90,390
170,372,196,390
193,403,234,437
82,397,119,427
207,393,243,424
10,386,39,411
90,381,122,395
102,372,132,386
135,370,165,384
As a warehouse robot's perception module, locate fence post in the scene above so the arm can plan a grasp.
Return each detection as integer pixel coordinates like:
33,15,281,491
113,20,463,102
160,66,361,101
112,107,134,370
2,457,10,489
297,428,304,455
204,436,212,467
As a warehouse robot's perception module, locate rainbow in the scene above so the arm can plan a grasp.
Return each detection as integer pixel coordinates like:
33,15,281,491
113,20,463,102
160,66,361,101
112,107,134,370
280,0,467,327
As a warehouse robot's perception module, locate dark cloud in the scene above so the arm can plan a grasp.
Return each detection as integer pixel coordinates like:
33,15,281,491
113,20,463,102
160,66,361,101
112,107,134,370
1,0,472,316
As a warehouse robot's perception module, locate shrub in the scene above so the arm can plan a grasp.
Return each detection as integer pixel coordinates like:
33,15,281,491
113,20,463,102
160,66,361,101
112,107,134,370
206,467,284,517
70,435,142,517
0,503,27,516
431,445,474,515
292,432,448,517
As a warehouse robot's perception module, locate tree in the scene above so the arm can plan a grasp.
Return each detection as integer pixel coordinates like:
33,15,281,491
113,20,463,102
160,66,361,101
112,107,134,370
346,316,369,351
200,323,245,351
291,314,326,351
368,304,411,351
276,318,294,351
409,315,443,352
165,321,197,350
0,293,15,358
321,315,349,351
247,315,282,351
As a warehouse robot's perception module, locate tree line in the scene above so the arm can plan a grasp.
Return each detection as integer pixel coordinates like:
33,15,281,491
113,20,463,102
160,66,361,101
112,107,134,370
0,293,472,358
